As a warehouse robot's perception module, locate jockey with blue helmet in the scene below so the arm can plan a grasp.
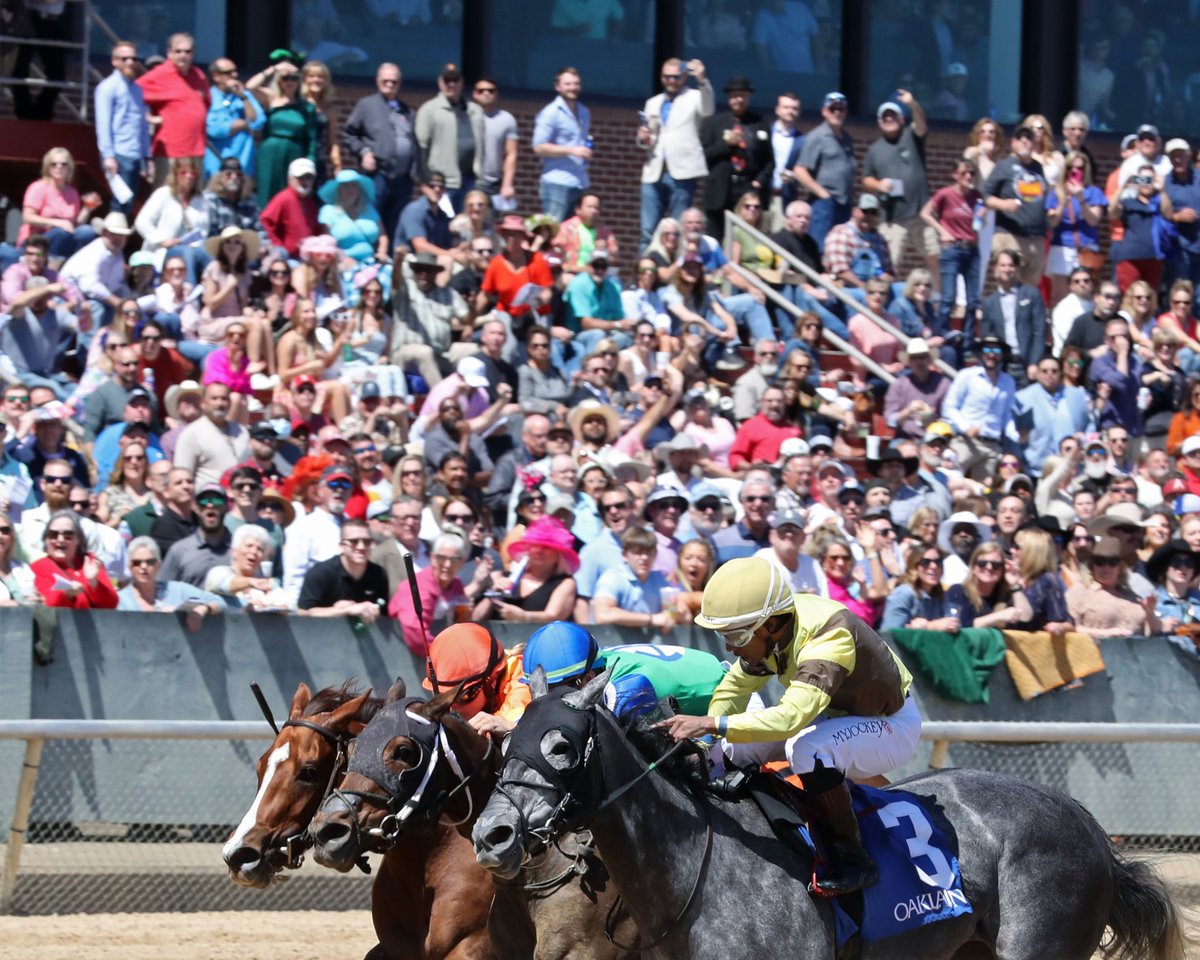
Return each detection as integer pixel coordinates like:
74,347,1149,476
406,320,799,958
659,556,922,897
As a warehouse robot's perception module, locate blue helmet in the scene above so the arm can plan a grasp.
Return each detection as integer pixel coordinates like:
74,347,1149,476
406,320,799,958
521,621,600,687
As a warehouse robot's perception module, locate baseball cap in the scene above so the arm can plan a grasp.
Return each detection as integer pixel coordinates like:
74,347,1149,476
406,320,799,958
1166,138,1192,155
288,157,316,179
1136,124,1160,141
808,434,834,452
816,459,848,478
129,250,156,269
321,464,353,484
196,483,227,501
359,381,382,399
944,62,968,78
1121,134,1138,151
293,373,317,389
457,356,489,389
823,91,847,107
769,508,805,530
862,505,893,523
366,500,392,521
857,194,881,211
876,101,903,119
778,437,811,459
249,421,278,441
1182,435,1200,457
1175,493,1200,516
440,62,462,81
127,387,152,404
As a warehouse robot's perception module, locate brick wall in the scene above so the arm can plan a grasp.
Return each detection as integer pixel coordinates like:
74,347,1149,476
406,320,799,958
330,82,1127,276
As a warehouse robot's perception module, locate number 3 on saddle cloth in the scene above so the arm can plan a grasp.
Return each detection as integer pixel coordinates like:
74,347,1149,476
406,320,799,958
749,772,972,952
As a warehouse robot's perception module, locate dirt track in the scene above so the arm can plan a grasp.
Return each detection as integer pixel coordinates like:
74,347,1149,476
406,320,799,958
0,910,377,960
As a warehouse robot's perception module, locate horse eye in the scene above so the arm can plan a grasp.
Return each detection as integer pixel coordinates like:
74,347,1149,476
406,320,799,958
297,763,321,784
389,742,418,765
549,739,572,757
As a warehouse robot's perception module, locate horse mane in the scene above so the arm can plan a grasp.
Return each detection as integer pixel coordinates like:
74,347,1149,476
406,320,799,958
304,681,384,723
620,712,710,790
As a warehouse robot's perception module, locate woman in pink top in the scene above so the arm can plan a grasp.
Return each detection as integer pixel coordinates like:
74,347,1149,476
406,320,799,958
848,278,905,390
678,388,737,474
202,319,257,423
813,529,885,627
19,147,99,257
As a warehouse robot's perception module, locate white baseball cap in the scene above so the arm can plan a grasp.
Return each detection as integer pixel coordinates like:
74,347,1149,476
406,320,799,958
457,356,489,389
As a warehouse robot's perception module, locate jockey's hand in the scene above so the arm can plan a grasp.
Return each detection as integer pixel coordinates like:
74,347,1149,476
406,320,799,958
469,711,514,739
655,714,717,741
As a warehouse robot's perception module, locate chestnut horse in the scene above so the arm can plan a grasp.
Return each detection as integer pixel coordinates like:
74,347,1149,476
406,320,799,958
309,679,637,960
222,682,494,960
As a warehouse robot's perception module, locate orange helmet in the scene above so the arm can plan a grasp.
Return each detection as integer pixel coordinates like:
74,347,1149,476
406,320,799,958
423,623,505,718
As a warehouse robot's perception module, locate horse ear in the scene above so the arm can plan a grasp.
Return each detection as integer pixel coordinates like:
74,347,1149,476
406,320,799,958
289,682,313,719
425,683,460,722
529,665,550,700
384,677,407,704
328,691,371,729
564,669,611,710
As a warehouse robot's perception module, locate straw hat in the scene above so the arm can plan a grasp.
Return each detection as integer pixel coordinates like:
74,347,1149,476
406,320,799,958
204,225,261,262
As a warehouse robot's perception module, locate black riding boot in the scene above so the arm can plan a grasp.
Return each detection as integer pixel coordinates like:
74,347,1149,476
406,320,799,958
807,778,878,897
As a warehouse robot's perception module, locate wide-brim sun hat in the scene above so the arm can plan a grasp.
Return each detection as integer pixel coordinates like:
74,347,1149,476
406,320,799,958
318,168,377,207
508,516,580,573
567,400,620,442
694,557,795,644
204,225,261,262
164,379,203,420
300,234,340,261
937,511,992,553
1146,539,1200,584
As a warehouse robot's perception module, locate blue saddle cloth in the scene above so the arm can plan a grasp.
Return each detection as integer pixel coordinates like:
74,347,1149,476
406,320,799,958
817,784,973,947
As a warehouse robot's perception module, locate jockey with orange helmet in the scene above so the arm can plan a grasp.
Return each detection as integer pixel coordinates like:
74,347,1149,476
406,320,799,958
423,623,525,723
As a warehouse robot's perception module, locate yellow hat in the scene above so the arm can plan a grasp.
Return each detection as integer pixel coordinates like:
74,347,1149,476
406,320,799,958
694,557,794,645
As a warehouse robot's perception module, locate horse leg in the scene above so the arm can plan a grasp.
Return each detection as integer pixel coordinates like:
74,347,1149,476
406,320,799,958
488,887,536,960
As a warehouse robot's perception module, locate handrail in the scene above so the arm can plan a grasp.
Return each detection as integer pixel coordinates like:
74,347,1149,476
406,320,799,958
724,210,958,379
0,0,92,120
726,261,895,384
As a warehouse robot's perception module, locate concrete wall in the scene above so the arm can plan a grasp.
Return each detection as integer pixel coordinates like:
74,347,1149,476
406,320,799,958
1,610,1197,835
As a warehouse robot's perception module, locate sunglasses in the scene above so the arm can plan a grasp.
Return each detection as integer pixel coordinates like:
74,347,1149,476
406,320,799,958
232,482,261,493
197,495,227,508
0,526,10,535
43,475,72,486
140,334,162,343
130,558,157,568
444,513,476,524
744,495,772,504
342,537,372,547
603,501,631,512
974,559,1004,571
5,394,29,403
918,558,942,568
325,479,353,491
47,529,77,540
825,553,853,563
1091,557,1120,567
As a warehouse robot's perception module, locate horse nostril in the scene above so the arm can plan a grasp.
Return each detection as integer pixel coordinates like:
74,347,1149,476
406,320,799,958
483,823,515,850
227,845,261,869
316,820,350,846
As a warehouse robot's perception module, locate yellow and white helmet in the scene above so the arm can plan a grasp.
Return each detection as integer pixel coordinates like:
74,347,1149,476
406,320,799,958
694,557,795,647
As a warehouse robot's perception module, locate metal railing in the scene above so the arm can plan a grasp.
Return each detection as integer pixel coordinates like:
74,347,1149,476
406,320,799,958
0,0,93,121
4,719,1200,913
723,210,957,380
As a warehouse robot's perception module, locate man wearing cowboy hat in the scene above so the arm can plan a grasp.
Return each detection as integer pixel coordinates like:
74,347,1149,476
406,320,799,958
883,337,949,440
866,445,927,528
1146,539,1200,631
159,379,203,460
1087,502,1155,598
568,399,619,457
700,75,772,241
11,401,88,492
644,485,690,576
60,212,134,330
942,334,1016,482
654,433,709,495
661,555,918,895
938,510,992,586
392,251,476,374
260,158,320,259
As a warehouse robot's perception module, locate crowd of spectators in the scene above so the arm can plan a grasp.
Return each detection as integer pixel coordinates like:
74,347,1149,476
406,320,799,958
3,32,1200,655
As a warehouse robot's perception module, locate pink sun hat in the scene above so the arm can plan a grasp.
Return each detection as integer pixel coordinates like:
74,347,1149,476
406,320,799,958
508,516,580,573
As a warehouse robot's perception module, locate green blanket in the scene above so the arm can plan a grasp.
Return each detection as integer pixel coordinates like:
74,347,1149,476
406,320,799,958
887,628,1007,704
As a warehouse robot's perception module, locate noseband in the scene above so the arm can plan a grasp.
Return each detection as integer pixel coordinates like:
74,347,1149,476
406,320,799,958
331,700,495,849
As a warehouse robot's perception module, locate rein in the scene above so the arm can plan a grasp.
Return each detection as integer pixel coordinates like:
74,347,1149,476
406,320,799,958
496,714,715,950
333,715,495,848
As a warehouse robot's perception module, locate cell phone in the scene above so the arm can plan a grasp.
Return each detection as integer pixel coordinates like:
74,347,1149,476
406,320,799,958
1069,168,1083,185
638,111,648,126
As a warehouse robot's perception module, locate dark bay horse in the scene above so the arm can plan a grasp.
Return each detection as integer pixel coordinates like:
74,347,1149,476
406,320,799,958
473,671,1187,960
309,679,637,960
222,682,494,960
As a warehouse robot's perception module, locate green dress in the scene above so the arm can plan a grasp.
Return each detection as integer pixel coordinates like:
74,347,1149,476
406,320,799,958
255,99,317,208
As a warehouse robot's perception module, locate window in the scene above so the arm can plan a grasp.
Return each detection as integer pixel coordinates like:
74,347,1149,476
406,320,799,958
489,0,655,99
683,0,843,112
93,0,226,64
865,0,1022,125
289,0,462,80
1078,0,1200,134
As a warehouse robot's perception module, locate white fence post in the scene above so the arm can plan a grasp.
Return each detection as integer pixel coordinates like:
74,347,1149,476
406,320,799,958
1,738,44,916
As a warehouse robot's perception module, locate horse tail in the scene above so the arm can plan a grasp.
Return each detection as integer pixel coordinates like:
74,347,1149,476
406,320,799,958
1102,850,1187,960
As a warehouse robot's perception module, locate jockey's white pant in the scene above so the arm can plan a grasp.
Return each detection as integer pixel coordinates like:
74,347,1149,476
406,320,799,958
723,696,923,782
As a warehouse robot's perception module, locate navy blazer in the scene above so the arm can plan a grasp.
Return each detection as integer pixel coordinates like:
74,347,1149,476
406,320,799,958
977,284,1047,367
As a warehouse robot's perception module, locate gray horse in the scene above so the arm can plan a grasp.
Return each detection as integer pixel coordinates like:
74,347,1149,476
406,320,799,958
309,680,638,960
473,670,1186,960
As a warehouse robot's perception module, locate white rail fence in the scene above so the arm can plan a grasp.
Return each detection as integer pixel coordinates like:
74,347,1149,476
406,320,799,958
2,720,1200,915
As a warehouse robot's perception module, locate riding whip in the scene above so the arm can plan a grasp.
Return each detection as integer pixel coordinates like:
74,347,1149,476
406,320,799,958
249,681,280,735
403,551,432,656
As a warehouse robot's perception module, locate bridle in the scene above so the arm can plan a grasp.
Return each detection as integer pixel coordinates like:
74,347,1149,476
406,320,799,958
494,700,713,951
249,682,368,873
330,700,496,849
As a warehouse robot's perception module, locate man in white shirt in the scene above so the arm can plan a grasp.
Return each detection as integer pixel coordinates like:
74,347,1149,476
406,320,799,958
1050,268,1094,357
172,383,248,488
638,58,713,250
282,464,352,597
59,213,133,330
755,507,825,593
